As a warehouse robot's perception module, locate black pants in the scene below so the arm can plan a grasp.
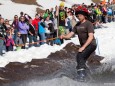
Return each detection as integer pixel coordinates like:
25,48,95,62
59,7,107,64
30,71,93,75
76,44,97,69
21,34,27,49
102,15,106,23
6,44,13,52
45,33,54,46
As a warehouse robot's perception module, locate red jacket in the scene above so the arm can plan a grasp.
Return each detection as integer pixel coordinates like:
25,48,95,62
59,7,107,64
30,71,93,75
32,18,40,31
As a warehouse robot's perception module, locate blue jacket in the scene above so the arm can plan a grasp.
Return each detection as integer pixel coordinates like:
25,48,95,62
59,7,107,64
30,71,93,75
66,18,72,29
38,22,46,33
107,8,112,15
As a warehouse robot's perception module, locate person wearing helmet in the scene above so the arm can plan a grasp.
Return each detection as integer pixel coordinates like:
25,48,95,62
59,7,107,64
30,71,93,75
60,6,97,82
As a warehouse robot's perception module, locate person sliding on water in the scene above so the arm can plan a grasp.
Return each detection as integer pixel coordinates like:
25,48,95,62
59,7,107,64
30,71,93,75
60,6,97,82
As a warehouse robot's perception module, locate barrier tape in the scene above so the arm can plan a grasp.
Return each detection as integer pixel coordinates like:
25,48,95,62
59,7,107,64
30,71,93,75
0,37,58,47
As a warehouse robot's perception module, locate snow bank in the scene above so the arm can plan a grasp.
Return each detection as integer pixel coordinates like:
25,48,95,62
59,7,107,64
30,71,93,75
0,0,37,20
36,0,71,10
65,0,93,5
0,0,93,20
0,37,79,67
36,0,93,10
94,22,115,65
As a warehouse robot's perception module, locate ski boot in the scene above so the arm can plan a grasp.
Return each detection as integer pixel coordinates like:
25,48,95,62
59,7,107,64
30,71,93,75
77,68,86,82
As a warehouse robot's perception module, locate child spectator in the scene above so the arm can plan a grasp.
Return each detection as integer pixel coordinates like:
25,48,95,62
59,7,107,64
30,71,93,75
5,35,15,52
15,32,23,51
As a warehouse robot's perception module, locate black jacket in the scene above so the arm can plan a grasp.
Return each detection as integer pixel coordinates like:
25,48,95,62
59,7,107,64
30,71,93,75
0,23,7,38
28,24,36,36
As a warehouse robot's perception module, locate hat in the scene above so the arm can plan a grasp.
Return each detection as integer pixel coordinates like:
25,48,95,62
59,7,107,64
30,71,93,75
67,11,74,15
60,2,65,7
75,6,89,17
75,11,88,17
5,19,9,22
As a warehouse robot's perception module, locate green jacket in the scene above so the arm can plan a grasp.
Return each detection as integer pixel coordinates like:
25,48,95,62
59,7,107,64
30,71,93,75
43,13,49,19
95,8,102,16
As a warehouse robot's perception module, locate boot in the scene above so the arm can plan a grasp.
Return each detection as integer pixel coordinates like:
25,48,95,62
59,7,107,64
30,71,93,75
77,68,86,82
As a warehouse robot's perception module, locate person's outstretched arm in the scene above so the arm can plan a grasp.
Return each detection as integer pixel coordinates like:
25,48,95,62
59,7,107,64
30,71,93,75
60,32,74,39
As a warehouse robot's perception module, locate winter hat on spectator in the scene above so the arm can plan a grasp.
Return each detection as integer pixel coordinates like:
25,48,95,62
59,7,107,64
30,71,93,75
60,2,65,7
75,6,89,17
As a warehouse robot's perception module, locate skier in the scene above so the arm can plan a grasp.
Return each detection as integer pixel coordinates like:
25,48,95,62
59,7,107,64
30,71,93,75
60,6,97,82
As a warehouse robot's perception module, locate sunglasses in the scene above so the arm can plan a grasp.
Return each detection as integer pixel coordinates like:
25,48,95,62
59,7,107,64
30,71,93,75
15,17,18,18
5,21,9,22
21,17,25,19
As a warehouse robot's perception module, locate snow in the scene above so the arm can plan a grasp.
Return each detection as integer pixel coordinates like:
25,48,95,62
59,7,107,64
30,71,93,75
65,0,93,5
36,0,93,10
36,0,71,10
0,0,37,20
0,37,79,67
94,22,115,69
23,76,96,86
0,0,93,20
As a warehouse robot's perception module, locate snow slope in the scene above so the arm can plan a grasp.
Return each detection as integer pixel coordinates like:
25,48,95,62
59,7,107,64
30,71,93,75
36,0,71,9
0,37,79,67
65,0,93,5
36,0,93,10
0,0,93,20
0,0,37,20
94,22,115,65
